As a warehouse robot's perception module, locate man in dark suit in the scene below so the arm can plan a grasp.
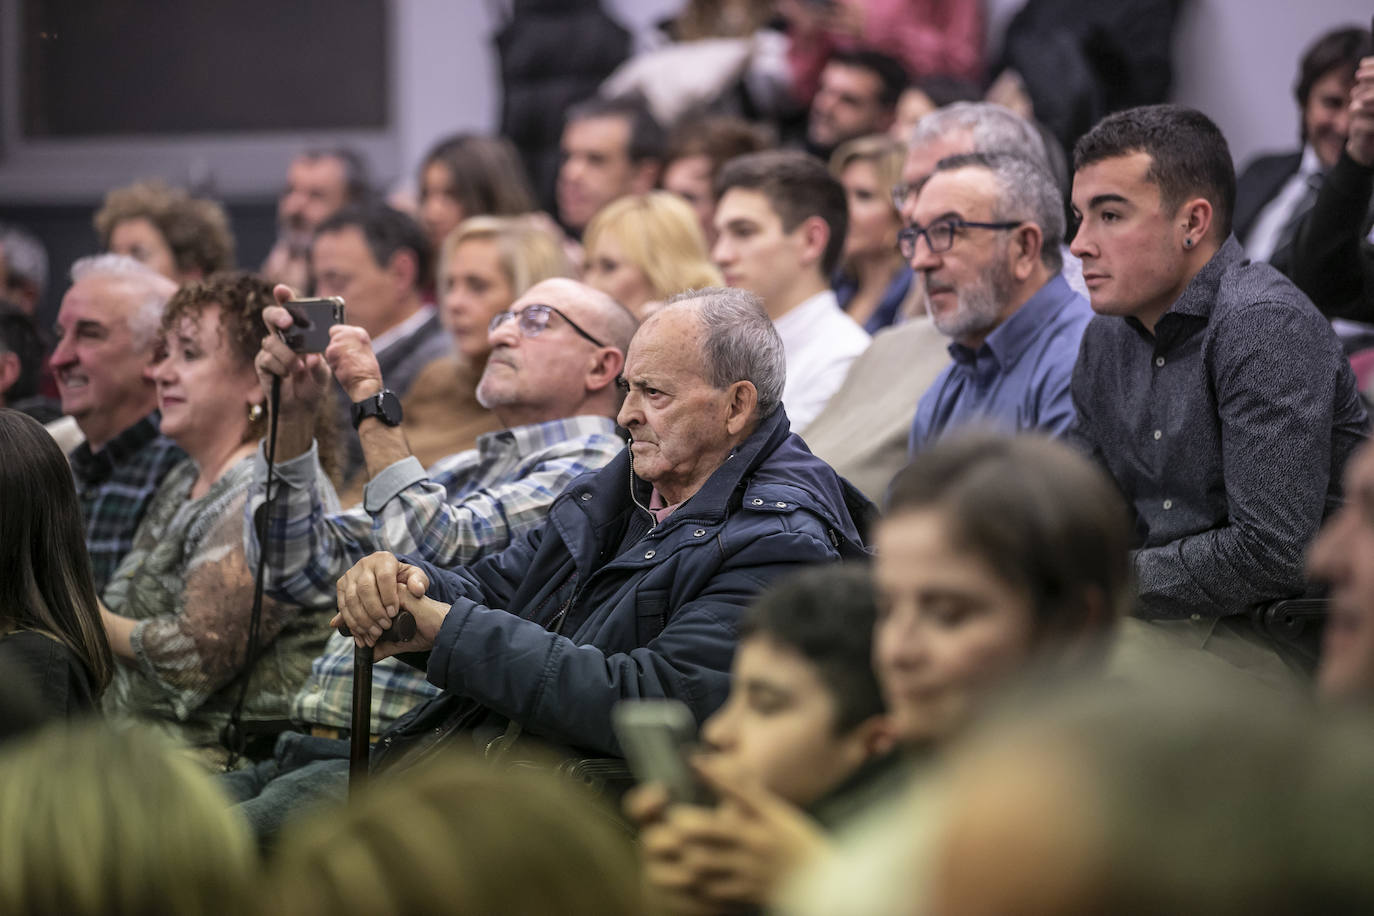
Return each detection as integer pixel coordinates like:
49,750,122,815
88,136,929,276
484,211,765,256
1235,26,1370,273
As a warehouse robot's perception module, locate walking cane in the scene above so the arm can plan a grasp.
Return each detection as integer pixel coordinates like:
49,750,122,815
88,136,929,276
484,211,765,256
338,611,416,798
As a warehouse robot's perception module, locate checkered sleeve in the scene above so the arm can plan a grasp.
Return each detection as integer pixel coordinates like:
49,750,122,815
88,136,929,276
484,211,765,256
245,441,368,609
366,433,623,568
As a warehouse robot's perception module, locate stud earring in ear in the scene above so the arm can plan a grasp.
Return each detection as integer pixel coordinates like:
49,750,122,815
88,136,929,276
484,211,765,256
1183,238,1193,249
248,403,265,422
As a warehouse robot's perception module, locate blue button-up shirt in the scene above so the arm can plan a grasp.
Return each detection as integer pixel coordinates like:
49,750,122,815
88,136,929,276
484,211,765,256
909,273,1091,453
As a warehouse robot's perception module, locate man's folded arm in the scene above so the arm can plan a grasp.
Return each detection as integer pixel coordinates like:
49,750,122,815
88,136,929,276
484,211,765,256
421,529,839,756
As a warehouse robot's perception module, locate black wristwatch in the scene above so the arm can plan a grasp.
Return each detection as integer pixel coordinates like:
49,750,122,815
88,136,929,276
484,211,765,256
351,389,403,429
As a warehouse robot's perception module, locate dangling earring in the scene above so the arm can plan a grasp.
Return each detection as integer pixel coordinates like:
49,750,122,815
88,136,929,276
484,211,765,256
248,403,264,422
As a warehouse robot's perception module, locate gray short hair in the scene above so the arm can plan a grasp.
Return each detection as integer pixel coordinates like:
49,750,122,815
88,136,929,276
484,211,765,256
935,152,1065,272
911,102,1049,170
69,254,176,350
662,287,786,419
0,223,49,299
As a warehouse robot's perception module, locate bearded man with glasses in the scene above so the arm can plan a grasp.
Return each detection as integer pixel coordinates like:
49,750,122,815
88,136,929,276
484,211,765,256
906,151,1092,453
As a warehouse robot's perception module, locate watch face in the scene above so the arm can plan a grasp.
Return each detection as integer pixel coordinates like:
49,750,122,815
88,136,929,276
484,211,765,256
353,390,403,428
379,391,403,426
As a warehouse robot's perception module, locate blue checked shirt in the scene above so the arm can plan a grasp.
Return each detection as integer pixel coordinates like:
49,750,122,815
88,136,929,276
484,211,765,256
71,412,185,594
243,415,624,732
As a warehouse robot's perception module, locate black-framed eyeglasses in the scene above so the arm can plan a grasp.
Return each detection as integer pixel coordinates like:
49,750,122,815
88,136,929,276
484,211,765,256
897,218,1023,258
489,303,606,347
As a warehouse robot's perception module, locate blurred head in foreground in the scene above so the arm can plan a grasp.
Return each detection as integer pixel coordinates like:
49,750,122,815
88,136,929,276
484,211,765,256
0,723,254,916
874,432,1131,747
265,752,643,916
925,684,1374,915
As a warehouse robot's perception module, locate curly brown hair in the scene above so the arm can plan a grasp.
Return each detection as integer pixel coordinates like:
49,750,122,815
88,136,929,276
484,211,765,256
160,272,340,478
94,181,236,278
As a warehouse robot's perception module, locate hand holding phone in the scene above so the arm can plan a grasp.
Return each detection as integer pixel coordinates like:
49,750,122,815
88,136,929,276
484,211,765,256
276,297,345,353
613,699,713,805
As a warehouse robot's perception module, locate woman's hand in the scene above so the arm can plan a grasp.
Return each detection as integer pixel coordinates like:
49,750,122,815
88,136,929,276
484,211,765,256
632,758,831,913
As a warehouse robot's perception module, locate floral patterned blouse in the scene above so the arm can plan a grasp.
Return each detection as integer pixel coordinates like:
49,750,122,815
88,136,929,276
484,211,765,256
102,454,335,763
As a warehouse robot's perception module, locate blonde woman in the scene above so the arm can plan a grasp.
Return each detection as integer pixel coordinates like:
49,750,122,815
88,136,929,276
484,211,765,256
582,191,722,320
829,134,918,333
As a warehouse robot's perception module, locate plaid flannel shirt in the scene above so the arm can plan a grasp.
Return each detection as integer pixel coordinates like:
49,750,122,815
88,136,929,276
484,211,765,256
243,415,623,732
71,413,185,594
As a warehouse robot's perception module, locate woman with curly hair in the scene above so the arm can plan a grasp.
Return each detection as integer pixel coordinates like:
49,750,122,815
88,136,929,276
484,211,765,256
99,272,335,767
94,180,236,284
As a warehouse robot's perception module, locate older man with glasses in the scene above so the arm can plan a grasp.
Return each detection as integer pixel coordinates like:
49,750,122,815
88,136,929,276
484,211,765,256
225,278,637,835
904,151,1091,453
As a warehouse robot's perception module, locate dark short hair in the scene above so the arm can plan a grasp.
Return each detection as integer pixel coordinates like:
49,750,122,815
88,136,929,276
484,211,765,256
0,301,45,402
886,432,1131,649
300,146,372,206
828,48,910,109
566,93,666,164
739,565,885,733
716,150,849,275
1295,26,1371,109
421,133,536,219
665,114,774,176
1073,104,1236,239
315,203,433,293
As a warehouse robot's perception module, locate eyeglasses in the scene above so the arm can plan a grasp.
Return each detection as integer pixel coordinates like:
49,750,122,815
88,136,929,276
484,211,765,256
489,303,606,347
890,181,920,212
897,218,1023,258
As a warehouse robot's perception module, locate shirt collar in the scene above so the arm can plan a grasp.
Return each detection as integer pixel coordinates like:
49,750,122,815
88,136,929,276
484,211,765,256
1297,144,1324,179
70,411,163,483
772,289,839,338
1166,235,1246,321
476,414,620,459
369,304,436,354
949,273,1075,369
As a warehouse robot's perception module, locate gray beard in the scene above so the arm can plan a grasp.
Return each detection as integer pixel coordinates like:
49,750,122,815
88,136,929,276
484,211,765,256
925,260,1016,344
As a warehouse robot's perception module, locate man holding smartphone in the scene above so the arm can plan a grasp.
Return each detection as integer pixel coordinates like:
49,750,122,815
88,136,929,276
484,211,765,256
227,278,634,836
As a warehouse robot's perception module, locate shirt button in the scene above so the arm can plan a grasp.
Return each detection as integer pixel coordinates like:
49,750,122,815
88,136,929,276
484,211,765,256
693,529,707,537
644,549,656,559
1153,430,1162,440
1163,499,1173,510
751,498,764,506
1155,356,1165,368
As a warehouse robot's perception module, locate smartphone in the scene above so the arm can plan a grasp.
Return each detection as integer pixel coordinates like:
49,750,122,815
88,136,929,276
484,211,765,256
612,699,712,805
277,297,345,353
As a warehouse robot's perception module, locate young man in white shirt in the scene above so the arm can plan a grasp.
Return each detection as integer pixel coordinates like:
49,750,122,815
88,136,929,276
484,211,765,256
712,150,871,430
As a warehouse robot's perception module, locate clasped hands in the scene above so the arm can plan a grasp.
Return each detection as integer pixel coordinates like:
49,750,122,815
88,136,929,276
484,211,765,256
332,551,451,660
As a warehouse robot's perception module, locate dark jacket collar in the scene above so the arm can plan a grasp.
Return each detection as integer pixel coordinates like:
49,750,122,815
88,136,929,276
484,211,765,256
592,406,874,548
